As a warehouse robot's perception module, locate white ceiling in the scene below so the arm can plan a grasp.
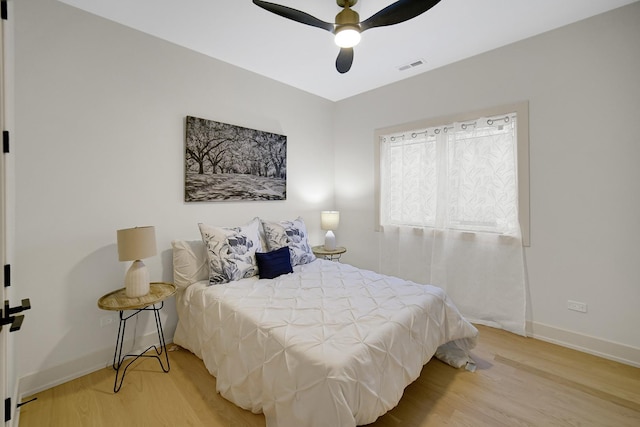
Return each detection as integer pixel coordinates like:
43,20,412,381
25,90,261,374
58,0,637,101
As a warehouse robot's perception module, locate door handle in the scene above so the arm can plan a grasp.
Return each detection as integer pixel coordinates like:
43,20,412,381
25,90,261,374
1,298,31,332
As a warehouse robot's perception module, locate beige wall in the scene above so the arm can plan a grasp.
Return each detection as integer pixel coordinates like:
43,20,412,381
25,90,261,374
333,3,640,363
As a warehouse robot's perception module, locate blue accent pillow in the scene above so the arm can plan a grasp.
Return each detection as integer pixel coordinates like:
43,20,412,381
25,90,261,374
256,246,293,279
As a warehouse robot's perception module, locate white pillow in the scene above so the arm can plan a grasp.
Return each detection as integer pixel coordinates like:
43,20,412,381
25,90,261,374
171,239,208,289
261,217,316,266
198,217,263,285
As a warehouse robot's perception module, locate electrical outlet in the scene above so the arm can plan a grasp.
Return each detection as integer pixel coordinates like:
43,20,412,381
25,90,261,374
100,315,115,327
567,300,587,313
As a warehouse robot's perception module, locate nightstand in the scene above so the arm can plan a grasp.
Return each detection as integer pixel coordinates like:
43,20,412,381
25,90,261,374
98,282,176,392
312,245,347,261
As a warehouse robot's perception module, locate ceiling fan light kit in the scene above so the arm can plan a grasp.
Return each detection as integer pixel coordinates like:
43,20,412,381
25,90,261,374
334,26,361,48
253,0,442,73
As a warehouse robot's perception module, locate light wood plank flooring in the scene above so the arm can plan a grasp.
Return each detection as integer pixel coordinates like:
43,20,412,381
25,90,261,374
18,325,640,426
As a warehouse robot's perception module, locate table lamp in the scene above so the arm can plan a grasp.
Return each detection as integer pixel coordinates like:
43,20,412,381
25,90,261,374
117,226,157,298
321,211,340,251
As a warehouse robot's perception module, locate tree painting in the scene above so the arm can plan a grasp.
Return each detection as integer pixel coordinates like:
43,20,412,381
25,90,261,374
185,116,287,202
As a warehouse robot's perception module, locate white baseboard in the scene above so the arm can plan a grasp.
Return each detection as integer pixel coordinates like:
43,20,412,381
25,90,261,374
17,331,169,398
528,321,640,368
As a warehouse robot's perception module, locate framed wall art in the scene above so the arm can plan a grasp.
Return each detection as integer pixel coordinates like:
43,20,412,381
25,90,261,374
185,116,287,202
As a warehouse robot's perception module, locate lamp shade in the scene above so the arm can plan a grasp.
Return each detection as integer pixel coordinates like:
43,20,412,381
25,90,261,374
321,211,340,231
117,226,157,261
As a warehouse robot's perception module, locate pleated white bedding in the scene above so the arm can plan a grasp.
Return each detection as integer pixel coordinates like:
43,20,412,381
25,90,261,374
174,259,478,427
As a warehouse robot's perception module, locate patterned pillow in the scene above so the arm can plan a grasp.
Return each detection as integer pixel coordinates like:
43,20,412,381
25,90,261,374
198,218,263,285
261,217,316,266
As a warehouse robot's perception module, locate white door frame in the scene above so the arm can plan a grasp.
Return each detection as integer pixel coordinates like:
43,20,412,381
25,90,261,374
0,9,8,426
1,0,15,425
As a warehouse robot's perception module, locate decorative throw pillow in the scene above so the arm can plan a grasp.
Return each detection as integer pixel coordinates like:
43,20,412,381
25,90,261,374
198,218,263,285
256,246,293,279
261,217,316,266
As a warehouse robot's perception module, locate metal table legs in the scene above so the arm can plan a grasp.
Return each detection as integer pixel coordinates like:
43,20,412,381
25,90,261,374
111,302,170,392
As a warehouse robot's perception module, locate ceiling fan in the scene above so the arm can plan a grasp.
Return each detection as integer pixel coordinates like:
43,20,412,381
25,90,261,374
253,0,442,73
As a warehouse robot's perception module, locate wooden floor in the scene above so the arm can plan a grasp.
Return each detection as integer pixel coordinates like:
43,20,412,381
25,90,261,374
18,325,640,426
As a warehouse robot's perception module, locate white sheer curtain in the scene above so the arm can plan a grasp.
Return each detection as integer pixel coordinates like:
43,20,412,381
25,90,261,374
379,115,526,336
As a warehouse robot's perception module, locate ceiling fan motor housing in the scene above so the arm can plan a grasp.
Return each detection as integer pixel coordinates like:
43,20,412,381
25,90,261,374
335,2,360,30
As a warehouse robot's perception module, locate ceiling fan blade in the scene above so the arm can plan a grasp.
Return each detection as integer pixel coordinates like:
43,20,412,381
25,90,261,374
336,48,354,74
360,0,442,31
253,0,334,32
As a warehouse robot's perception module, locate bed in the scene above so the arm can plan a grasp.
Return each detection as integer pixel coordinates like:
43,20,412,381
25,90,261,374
172,217,478,427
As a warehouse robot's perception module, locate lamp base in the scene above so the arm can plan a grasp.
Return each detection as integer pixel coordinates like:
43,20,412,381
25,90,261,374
324,230,336,251
124,260,150,298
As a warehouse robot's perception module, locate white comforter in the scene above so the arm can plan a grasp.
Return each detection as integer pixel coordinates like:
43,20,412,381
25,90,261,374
174,259,478,427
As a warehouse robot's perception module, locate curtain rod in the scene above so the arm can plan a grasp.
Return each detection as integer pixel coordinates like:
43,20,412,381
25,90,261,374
384,114,513,142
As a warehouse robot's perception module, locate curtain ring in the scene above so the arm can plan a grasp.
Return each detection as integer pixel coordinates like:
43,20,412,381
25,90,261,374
487,119,494,125
411,133,417,138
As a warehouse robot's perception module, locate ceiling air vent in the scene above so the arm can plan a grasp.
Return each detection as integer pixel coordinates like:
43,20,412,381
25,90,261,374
397,59,425,72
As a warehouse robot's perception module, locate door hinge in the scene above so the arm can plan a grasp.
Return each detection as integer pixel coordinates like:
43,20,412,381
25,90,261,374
2,131,9,153
4,398,10,422
4,264,9,287
1,1,7,21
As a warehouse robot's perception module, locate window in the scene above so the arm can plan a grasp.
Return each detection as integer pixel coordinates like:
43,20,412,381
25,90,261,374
375,102,530,244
